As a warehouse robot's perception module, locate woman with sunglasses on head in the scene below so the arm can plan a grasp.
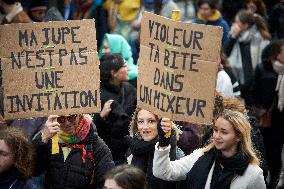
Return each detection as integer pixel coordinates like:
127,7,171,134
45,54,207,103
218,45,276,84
153,109,266,189
93,53,136,165
32,113,115,189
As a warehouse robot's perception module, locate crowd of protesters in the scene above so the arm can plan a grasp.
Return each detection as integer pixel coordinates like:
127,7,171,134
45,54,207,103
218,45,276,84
0,0,284,189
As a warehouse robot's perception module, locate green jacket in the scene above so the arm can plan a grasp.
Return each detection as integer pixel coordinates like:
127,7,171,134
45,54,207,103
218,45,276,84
99,34,138,80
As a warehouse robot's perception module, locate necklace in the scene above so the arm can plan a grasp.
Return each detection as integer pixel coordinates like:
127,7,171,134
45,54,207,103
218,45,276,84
9,179,17,189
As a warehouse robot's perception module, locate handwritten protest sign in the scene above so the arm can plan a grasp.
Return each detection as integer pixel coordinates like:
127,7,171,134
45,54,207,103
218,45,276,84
138,12,222,125
0,19,100,119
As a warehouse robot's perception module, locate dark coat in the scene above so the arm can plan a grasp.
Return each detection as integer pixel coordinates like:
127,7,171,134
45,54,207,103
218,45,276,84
33,125,114,189
0,168,38,189
93,82,136,164
193,15,229,44
224,37,255,106
130,137,178,189
252,61,284,134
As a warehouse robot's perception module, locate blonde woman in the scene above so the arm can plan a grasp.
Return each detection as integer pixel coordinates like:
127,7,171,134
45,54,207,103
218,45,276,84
153,109,266,189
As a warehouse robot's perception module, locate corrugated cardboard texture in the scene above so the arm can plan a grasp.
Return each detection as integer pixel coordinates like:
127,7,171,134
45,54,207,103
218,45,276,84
0,19,100,119
138,12,222,125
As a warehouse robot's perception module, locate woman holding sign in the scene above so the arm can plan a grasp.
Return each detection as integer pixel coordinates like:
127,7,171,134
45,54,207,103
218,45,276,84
129,108,180,189
32,114,114,189
153,109,266,189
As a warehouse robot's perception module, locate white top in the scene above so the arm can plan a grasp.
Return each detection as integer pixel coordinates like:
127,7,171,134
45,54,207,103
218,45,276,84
153,143,266,189
217,70,234,97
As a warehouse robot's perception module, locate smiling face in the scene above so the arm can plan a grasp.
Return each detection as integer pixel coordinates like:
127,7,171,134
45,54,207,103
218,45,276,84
213,117,240,157
137,109,158,141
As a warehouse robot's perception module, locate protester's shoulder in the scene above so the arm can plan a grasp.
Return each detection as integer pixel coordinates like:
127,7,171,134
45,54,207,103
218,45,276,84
18,178,39,189
122,82,136,92
190,148,204,159
244,164,263,176
192,18,203,24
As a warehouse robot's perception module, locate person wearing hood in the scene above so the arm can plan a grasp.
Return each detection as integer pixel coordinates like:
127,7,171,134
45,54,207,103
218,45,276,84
99,33,138,87
93,53,136,165
193,0,230,44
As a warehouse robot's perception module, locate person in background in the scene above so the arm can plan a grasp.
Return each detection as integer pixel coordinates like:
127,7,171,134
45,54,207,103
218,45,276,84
27,0,47,22
216,57,234,97
93,53,136,165
0,127,37,189
268,0,284,39
103,164,148,189
99,34,138,87
224,9,270,108
253,39,284,189
244,0,267,18
221,51,241,97
153,109,266,189
193,0,230,44
33,114,115,189
129,108,179,189
176,121,202,156
221,0,245,26
0,0,31,24
103,0,141,41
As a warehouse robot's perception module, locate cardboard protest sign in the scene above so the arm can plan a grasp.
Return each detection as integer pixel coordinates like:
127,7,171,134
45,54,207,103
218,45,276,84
0,19,100,119
138,11,222,125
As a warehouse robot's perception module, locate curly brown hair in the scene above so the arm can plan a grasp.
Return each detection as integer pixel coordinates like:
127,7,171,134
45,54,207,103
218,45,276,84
130,108,159,139
0,127,34,180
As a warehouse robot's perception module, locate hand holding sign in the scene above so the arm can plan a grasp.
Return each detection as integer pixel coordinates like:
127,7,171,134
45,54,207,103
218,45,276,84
158,117,173,147
41,115,60,143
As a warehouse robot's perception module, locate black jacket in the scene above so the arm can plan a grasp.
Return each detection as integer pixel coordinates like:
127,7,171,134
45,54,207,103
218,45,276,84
33,125,114,189
93,82,136,164
268,3,284,39
130,137,178,189
224,37,255,106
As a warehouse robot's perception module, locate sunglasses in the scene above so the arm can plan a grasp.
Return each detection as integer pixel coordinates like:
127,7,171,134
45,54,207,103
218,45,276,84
57,115,78,124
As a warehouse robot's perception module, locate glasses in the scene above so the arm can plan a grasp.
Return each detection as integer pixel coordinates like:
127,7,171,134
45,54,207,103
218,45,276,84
57,115,78,124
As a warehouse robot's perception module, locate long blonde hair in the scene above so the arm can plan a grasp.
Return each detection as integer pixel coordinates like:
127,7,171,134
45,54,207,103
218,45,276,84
203,109,260,165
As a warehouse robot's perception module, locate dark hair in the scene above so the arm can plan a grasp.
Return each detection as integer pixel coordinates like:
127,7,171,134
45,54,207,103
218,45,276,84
0,127,34,179
104,164,147,189
100,53,125,83
245,0,266,15
236,10,271,39
261,39,284,65
197,0,219,9
1,0,21,5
